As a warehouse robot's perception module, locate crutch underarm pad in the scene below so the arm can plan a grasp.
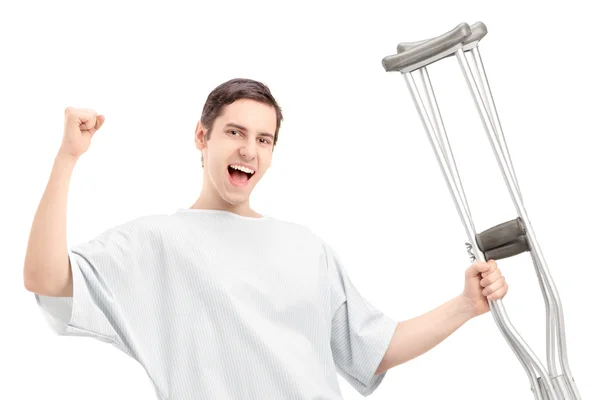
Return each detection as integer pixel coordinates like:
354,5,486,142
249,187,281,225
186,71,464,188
463,21,488,47
396,22,487,53
381,22,471,72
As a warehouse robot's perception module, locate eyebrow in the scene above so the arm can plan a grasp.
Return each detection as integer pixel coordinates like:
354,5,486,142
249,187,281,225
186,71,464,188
224,123,275,140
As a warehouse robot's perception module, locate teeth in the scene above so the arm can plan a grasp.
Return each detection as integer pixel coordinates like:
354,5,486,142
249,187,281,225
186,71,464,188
230,165,255,174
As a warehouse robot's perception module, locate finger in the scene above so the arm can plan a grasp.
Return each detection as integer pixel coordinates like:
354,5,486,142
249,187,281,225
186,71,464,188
96,114,105,129
482,276,506,296
480,268,502,287
65,107,97,115
89,115,105,134
65,108,99,130
79,112,99,131
487,282,509,301
65,110,93,130
465,261,490,278
481,260,497,278
79,108,98,114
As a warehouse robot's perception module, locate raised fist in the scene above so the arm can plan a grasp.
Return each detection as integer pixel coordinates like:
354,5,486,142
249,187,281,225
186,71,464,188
59,107,105,159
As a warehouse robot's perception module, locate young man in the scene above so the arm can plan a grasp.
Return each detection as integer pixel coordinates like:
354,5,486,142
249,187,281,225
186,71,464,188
24,78,508,399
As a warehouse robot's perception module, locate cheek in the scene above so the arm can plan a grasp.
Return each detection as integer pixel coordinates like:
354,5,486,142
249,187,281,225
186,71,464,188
257,162,271,177
261,150,273,168
206,146,226,167
205,154,224,182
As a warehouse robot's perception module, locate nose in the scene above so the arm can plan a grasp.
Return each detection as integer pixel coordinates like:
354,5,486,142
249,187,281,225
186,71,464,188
239,141,257,160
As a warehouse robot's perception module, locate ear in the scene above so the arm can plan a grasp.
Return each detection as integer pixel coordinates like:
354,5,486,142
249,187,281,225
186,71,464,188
195,121,208,150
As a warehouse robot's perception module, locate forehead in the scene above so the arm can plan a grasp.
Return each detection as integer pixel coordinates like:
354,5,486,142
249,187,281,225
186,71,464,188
216,99,277,134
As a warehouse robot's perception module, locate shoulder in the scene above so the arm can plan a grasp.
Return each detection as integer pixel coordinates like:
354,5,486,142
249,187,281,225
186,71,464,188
110,213,172,234
74,212,176,249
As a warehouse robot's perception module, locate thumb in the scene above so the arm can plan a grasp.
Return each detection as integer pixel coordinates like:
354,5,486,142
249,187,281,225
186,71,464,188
88,114,105,134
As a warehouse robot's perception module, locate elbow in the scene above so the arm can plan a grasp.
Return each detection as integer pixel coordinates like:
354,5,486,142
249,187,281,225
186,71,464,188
23,265,40,293
23,269,49,295
24,277,37,293
23,254,47,292
23,264,73,297
374,359,390,376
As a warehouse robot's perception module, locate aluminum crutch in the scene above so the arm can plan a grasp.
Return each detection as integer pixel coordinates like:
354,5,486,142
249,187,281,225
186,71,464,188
380,22,581,400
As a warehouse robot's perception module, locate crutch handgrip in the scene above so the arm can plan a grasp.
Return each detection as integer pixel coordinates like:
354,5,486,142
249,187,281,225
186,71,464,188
476,217,526,250
476,217,530,261
482,236,529,261
382,22,471,73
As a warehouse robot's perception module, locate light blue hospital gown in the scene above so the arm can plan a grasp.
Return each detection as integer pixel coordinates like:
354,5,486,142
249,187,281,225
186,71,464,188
35,208,398,399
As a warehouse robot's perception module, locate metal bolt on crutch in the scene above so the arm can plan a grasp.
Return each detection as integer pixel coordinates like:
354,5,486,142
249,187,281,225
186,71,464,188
381,22,582,400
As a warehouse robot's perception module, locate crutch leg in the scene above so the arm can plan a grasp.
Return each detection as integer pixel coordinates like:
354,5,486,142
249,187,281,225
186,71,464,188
457,35,582,400
404,60,558,400
463,46,558,386
413,65,546,400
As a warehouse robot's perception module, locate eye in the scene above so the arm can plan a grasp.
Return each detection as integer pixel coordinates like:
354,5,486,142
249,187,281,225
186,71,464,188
259,138,271,144
229,130,240,136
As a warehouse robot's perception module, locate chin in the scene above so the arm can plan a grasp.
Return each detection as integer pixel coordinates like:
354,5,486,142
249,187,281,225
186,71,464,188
221,189,251,206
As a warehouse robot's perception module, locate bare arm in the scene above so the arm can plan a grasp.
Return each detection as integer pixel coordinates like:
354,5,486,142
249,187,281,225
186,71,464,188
23,152,78,297
374,295,475,375
374,261,509,375
23,107,105,297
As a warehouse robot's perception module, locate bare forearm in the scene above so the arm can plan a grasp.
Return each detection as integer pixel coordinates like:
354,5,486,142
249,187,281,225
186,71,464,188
23,152,78,291
376,295,475,374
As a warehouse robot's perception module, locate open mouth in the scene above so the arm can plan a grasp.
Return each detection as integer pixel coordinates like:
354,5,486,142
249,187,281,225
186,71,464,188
228,165,255,185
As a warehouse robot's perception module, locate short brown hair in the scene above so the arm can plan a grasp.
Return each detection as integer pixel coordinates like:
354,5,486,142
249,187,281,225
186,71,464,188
200,78,283,151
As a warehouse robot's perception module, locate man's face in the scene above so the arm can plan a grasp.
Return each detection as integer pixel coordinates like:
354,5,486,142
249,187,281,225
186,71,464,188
195,99,276,207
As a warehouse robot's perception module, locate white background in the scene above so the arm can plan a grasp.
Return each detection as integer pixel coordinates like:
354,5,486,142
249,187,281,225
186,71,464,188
1,0,598,399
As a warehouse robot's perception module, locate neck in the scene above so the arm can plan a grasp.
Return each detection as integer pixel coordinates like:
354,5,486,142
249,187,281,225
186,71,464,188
190,184,261,219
